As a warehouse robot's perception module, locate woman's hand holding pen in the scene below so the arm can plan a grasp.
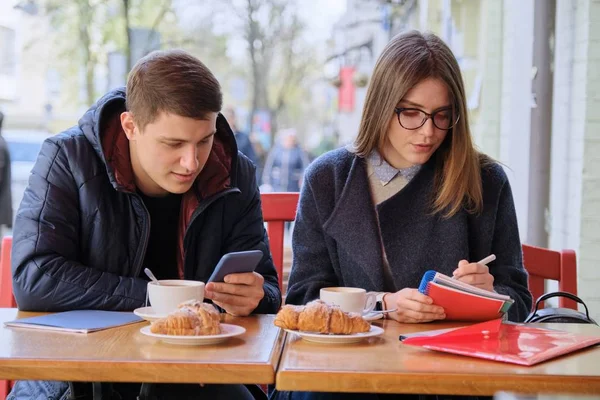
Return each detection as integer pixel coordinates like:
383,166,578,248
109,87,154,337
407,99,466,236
385,254,496,323
384,288,446,323
452,254,496,292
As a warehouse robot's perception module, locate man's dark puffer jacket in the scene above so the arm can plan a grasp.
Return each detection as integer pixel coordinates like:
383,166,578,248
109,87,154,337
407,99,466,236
11,87,281,313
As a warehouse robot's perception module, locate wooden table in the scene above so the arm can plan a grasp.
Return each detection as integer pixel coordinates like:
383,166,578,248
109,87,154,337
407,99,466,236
276,319,600,395
494,392,600,400
0,308,285,384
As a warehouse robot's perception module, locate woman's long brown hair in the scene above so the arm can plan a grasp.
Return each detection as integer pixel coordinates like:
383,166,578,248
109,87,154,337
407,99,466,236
353,30,484,217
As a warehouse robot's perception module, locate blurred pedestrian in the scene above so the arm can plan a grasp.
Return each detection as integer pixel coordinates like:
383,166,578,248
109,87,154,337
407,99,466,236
223,106,259,167
261,129,309,192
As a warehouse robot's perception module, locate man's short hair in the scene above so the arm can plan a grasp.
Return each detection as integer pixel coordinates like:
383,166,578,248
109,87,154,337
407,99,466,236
126,49,222,129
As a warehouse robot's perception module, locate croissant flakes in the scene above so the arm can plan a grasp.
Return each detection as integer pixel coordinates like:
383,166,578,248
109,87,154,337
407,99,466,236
177,299,221,334
150,301,221,336
274,299,370,334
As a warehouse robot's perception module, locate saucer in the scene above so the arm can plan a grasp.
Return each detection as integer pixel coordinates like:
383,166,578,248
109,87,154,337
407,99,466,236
133,306,167,322
140,324,246,346
362,311,384,322
284,325,384,344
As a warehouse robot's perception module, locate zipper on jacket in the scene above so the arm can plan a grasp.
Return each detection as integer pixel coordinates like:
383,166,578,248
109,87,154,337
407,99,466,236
129,187,238,279
182,187,240,277
132,194,151,278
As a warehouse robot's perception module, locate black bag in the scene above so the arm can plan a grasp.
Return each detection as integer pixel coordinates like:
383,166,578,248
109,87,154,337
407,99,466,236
524,291,597,324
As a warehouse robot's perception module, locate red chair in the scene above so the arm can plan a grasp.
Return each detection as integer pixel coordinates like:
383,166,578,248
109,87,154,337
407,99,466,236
0,236,15,309
522,243,577,310
260,192,299,291
0,235,15,400
259,193,298,397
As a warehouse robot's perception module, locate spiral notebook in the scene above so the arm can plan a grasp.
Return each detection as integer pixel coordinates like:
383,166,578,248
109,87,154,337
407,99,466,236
4,310,143,334
418,270,514,321
401,318,600,366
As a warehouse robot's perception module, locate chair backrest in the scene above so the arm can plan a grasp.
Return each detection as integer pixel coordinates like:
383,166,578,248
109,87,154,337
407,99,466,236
260,192,299,291
0,236,14,399
522,243,577,310
0,235,15,308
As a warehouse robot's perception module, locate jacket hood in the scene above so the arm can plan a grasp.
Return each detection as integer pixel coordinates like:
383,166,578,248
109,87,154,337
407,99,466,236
78,87,238,198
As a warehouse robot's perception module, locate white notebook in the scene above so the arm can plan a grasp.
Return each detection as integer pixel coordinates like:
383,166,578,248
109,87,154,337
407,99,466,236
4,310,144,334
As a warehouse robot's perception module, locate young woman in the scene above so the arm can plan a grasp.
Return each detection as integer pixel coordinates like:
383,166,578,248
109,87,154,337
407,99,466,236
274,29,531,400
287,30,531,328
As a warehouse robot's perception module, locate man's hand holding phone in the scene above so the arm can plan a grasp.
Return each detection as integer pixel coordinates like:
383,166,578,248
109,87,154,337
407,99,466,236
205,272,264,316
204,250,265,316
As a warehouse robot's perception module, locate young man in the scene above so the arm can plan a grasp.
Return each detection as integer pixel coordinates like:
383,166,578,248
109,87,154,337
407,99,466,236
9,50,280,399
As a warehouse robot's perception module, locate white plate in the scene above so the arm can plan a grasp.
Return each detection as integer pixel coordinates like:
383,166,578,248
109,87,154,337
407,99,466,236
133,306,168,322
362,311,384,321
140,323,246,346
284,325,384,344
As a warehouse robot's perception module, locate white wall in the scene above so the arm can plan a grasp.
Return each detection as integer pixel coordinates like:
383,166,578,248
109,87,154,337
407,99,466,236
498,0,535,242
472,0,503,159
577,0,600,321
549,0,581,253
549,0,600,321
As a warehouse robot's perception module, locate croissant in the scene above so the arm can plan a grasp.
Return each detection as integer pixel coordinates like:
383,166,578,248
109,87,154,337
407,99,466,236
150,308,205,336
177,300,221,335
274,299,370,335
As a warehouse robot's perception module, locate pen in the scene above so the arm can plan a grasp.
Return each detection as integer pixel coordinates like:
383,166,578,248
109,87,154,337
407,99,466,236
452,254,496,279
477,254,496,266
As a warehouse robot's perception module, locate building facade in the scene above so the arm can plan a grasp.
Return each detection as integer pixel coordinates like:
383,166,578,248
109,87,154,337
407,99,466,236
329,0,600,320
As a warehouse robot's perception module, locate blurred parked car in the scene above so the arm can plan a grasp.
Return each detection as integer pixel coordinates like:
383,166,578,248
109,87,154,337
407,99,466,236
3,130,48,221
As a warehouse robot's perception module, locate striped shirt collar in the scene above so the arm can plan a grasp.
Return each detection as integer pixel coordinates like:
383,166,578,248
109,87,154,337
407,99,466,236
367,150,422,185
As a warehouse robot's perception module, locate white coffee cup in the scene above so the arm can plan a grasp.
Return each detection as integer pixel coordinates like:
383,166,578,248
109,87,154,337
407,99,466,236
147,280,205,315
319,287,376,315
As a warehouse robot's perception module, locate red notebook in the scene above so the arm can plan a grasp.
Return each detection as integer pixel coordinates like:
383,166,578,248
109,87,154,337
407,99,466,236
401,319,600,366
418,270,514,321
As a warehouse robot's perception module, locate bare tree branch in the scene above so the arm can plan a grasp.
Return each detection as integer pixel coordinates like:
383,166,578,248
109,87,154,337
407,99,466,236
142,0,172,55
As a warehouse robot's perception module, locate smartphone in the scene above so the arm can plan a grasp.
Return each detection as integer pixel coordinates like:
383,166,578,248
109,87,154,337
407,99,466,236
207,250,264,283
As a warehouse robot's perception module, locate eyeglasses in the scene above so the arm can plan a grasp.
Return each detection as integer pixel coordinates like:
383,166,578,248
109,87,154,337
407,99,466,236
394,107,459,131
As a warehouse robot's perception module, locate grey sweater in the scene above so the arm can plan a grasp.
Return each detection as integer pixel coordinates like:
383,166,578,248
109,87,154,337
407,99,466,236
286,148,532,322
